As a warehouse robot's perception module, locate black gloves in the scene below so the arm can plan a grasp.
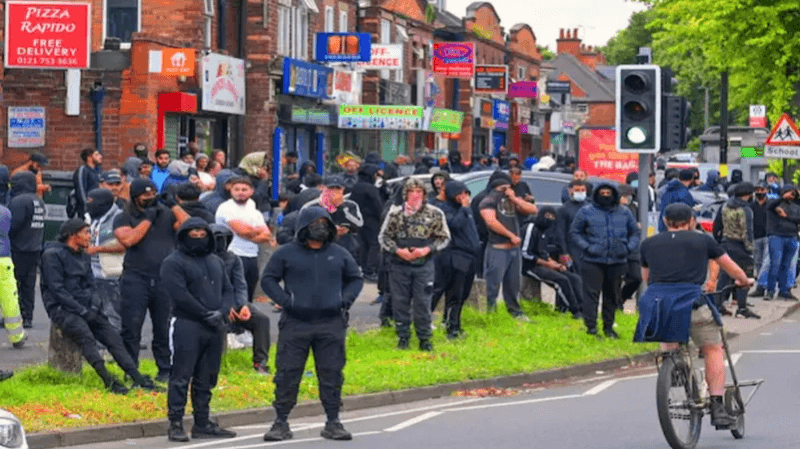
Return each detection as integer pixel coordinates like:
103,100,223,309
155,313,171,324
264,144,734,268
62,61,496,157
160,192,177,209
82,309,99,323
203,310,226,332
143,205,160,223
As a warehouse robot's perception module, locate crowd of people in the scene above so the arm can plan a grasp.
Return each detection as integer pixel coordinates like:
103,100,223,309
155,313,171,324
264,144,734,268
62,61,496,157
2,142,800,442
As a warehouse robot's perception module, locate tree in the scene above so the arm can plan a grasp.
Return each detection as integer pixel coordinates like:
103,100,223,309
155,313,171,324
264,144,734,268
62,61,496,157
537,45,555,61
600,9,655,65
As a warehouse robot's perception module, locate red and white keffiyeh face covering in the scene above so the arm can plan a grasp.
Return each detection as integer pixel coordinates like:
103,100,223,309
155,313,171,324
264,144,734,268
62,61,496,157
319,190,338,213
404,188,424,216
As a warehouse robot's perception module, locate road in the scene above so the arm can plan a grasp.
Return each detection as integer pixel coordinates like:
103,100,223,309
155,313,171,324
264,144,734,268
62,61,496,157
76,310,800,449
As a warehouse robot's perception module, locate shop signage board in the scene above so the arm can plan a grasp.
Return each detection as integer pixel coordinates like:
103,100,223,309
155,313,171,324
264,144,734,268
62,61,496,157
493,99,510,124
749,104,766,128
474,65,507,94
578,128,638,183
380,79,411,105
282,58,332,99
427,108,463,133
338,105,423,130
5,1,91,69
508,81,538,99
291,106,334,126
432,42,475,78
8,106,45,148
314,32,371,62
162,48,195,76
202,53,246,115
331,69,361,105
546,80,571,94
354,44,403,70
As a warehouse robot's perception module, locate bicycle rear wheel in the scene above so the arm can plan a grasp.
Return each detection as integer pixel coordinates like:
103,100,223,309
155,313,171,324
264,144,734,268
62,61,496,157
725,388,745,439
656,355,703,449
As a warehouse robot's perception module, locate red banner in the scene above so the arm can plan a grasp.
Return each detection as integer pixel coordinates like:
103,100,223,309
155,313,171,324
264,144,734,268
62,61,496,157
432,43,475,78
5,1,91,69
579,129,638,183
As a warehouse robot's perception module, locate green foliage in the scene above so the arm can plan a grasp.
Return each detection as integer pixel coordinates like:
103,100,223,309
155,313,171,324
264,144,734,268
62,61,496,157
601,10,655,65
537,45,556,61
0,303,655,433
767,159,800,183
685,136,701,152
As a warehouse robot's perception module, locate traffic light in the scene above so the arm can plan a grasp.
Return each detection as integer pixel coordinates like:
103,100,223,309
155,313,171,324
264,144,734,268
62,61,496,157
615,65,661,153
660,94,691,151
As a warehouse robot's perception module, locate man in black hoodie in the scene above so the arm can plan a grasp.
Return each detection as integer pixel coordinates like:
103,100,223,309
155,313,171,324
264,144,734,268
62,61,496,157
175,183,215,223
433,180,480,339
447,150,468,174
470,170,508,278
8,172,45,328
349,164,384,281
41,219,160,395
160,218,237,442
555,180,589,276
261,206,363,442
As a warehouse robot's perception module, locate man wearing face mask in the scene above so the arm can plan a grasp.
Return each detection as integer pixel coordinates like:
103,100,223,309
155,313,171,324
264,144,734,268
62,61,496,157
555,180,588,275
560,169,593,204
748,182,770,297
522,206,583,319
570,183,640,338
261,206,363,442
349,164,385,282
160,218,237,442
85,188,126,331
618,185,642,308
302,177,363,261
114,178,190,382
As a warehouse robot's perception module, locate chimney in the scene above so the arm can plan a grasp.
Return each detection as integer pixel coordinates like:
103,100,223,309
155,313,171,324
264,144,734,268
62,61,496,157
556,26,581,57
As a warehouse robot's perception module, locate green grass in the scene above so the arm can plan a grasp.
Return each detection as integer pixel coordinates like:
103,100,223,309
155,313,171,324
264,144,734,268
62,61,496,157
0,302,656,433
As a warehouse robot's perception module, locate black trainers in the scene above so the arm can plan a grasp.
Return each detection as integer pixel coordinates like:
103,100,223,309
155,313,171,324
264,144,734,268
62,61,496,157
22,319,32,329
155,371,170,383
192,422,236,439
587,327,599,336
764,291,774,301
735,308,761,319
397,338,409,350
380,318,393,328
263,420,293,441
419,339,433,351
321,420,352,440
0,370,13,382
134,376,165,392
710,396,734,428
254,363,271,376
107,379,129,395
604,328,620,340
719,307,733,316
747,286,765,297
12,334,27,349
168,421,190,442
778,291,799,301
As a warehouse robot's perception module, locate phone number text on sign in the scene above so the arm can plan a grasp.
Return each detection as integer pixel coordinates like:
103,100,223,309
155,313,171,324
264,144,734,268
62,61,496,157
4,2,91,69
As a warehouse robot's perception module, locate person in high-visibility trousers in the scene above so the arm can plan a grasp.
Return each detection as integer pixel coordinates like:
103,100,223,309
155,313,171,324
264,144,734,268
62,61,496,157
0,203,26,348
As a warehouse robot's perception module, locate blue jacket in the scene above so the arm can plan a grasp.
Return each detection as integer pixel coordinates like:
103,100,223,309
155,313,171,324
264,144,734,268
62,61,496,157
569,183,640,265
634,283,721,343
658,179,696,231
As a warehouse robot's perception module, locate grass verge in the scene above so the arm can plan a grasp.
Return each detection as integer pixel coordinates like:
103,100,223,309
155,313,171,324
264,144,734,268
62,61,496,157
0,302,656,433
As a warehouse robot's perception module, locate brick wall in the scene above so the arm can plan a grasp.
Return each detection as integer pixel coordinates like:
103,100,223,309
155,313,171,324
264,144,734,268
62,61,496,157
586,102,615,127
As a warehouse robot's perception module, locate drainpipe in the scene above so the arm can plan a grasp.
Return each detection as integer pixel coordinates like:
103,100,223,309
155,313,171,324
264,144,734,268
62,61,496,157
234,0,246,165
90,81,105,152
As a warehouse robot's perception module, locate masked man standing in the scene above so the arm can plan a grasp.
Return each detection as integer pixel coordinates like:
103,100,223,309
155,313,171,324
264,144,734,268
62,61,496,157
261,206,363,442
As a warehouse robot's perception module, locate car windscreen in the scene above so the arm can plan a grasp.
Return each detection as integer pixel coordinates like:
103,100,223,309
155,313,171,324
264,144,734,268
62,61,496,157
527,178,568,204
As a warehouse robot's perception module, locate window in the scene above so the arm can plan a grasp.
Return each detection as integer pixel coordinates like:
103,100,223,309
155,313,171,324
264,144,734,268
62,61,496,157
105,0,140,45
339,10,348,32
278,4,291,56
575,104,589,113
380,19,391,79
324,6,334,32
394,66,403,83
518,66,526,80
293,6,309,59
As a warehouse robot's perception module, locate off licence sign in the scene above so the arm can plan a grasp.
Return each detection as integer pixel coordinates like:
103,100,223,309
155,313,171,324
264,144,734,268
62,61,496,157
474,65,507,94
5,1,91,69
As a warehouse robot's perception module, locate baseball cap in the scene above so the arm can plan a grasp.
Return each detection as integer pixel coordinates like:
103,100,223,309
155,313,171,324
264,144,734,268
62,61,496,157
58,218,89,242
323,176,345,188
30,153,49,166
664,203,694,223
678,169,695,181
100,170,122,184
129,178,157,198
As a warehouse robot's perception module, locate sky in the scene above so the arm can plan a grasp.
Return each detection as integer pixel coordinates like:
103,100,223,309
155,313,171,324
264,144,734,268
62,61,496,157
445,0,647,51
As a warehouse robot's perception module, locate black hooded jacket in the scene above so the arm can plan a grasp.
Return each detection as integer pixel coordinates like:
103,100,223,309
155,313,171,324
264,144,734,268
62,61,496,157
41,241,101,318
180,200,215,224
261,206,364,321
348,164,384,236
521,207,556,272
210,224,249,309
439,180,480,256
160,218,234,322
8,172,45,252
766,191,800,237
470,170,508,243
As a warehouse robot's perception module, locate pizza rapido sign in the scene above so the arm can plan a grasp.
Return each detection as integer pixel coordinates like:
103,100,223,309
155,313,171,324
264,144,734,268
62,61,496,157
5,1,91,69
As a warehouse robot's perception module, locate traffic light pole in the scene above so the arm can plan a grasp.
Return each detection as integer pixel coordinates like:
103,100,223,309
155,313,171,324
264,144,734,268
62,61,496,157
638,153,651,235
720,70,728,178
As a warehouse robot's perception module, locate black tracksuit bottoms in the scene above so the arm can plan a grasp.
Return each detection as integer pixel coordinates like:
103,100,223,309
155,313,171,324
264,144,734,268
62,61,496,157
273,314,346,423
240,256,259,302
581,262,625,331
50,308,139,377
236,306,271,366
12,251,39,322
120,271,171,374
168,317,224,426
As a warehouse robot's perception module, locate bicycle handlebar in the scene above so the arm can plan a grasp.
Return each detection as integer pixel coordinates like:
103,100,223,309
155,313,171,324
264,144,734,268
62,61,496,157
704,283,742,297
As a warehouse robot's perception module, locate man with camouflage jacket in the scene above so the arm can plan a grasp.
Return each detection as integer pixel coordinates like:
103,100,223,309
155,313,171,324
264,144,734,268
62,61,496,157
378,178,450,351
717,182,760,319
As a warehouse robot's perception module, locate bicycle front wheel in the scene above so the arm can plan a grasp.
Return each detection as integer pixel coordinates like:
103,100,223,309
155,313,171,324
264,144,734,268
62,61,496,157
656,355,703,449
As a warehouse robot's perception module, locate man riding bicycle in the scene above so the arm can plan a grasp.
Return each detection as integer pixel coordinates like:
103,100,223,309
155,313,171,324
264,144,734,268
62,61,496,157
635,204,752,427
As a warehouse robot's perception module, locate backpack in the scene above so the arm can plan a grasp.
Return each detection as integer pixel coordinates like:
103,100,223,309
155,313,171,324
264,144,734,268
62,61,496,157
66,189,79,218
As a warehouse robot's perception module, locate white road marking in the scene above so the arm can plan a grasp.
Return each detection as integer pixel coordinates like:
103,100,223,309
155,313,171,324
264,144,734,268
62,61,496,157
383,411,443,432
760,332,773,336
582,380,617,396
443,394,584,412
739,349,800,354
783,319,796,323
729,352,742,367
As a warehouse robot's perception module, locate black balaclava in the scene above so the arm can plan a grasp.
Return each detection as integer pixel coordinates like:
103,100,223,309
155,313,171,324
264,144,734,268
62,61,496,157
185,233,211,257
86,188,115,220
308,220,331,241
535,206,557,230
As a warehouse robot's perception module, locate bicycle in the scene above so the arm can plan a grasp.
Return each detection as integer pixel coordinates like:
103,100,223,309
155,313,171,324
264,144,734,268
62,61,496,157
655,284,765,449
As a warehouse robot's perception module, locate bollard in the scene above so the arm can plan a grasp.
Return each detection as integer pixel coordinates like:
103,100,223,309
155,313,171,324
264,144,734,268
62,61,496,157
466,278,486,311
48,324,84,374
520,276,542,301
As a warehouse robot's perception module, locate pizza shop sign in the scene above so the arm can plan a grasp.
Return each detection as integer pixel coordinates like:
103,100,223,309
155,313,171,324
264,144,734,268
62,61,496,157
5,1,91,69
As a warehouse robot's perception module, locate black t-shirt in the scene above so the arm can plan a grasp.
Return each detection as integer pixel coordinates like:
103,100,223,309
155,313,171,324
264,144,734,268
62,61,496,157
640,230,725,285
479,189,519,245
113,204,177,277
512,181,533,200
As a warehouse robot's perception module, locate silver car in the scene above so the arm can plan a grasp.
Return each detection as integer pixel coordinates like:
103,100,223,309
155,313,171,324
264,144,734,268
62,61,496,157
0,409,27,449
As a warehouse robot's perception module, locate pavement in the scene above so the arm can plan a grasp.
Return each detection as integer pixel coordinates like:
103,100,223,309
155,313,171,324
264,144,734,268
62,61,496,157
51,308,800,449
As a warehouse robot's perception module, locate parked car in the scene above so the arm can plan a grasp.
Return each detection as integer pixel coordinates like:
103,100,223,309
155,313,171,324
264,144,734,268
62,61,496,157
0,408,27,449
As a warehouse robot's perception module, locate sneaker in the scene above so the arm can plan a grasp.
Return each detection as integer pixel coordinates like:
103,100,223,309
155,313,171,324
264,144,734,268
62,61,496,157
397,338,410,350
778,291,799,301
571,311,582,320
0,370,13,382
22,319,32,329
12,334,27,349
168,421,190,442
321,420,352,441
587,327,600,337
604,328,620,340
107,379,129,395
155,371,170,383
710,396,734,428
735,308,761,319
263,420,292,441
514,314,532,323
764,291,774,301
254,363,271,376
748,286,765,297
370,295,383,305
419,340,433,352
192,422,237,439
380,318,393,328
363,273,378,283
719,307,733,316
134,376,165,392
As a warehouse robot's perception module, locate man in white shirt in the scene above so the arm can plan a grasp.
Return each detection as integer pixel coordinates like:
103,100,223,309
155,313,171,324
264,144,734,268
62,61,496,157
215,177,272,302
